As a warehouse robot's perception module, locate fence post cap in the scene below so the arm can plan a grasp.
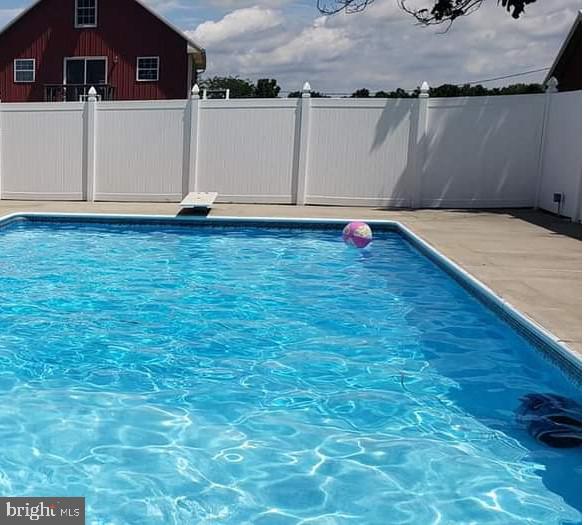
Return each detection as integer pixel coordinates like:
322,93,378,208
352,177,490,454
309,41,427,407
545,77,558,93
419,81,430,98
87,86,98,101
302,82,311,97
191,84,200,99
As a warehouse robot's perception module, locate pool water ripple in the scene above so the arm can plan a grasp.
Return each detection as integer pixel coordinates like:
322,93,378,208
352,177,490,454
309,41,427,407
0,222,580,524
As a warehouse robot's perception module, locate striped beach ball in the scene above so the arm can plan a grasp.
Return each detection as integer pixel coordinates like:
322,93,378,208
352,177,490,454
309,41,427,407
342,222,373,248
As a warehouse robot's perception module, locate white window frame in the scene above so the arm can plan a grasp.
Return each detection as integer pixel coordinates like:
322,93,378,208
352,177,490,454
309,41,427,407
136,56,160,82
14,59,35,83
75,0,98,28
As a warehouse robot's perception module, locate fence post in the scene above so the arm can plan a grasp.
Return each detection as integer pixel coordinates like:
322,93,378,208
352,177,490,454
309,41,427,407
294,81,312,205
409,81,429,209
184,84,201,195
535,77,558,210
84,87,98,202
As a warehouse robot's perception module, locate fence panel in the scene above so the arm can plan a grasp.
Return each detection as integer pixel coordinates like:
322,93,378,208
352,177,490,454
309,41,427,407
197,99,299,204
1,103,85,200
422,94,546,208
0,92,580,218
95,100,188,202
538,91,582,220
305,98,416,207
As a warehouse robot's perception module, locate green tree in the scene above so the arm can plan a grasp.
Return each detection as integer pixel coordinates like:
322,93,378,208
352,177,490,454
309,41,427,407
255,78,281,98
497,83,545,95
199,76,255,98
366,83,544,98
288,91,328,98
198,77,283,98
375,88,417,98
428,82,543,97
428,84,466,97
351,88,370,98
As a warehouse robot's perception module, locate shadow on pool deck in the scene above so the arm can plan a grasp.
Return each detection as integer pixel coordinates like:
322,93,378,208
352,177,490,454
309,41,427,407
504,209,582,241
426,208,582,241
371,207,581,239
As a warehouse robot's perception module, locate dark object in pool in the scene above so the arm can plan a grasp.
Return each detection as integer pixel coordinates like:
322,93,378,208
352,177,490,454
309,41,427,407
517,393,582,448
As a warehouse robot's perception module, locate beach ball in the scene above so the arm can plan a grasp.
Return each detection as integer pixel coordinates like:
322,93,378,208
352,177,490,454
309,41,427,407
342,222,373,248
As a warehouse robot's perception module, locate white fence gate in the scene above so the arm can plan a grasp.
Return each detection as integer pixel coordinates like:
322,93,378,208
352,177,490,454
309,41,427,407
0,83,580,219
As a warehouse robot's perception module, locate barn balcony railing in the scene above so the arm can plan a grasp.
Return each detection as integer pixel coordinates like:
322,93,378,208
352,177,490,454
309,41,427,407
44,84,116,102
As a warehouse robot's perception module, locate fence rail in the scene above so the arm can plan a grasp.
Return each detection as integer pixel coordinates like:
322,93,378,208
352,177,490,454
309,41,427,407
0,82,580,220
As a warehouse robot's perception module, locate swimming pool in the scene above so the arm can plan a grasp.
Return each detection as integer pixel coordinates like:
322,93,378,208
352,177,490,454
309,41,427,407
0,214,581,524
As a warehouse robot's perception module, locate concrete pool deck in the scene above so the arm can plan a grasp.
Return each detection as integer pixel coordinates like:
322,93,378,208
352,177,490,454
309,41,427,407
0,201,581,357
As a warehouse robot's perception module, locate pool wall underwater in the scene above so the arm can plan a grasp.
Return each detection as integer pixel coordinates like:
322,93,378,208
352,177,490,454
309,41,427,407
0,211,581,384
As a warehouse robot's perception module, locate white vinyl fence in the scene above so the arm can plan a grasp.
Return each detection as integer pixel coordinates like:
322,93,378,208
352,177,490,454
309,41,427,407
197,99,299,204
537,90,582,221
0,83,580,219
0,102,85,200
423,95,546,208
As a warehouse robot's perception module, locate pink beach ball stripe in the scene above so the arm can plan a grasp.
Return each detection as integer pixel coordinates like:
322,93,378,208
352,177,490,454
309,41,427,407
342,222,373,248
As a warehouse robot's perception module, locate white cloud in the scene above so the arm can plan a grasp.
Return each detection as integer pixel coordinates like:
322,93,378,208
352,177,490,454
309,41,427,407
238,16,353,70
190,6,284,46
198,0,294,6
190,0,580,93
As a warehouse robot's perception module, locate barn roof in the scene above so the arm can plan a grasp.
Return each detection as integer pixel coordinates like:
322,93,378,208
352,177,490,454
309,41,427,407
0,0,205,58
545,11,581,91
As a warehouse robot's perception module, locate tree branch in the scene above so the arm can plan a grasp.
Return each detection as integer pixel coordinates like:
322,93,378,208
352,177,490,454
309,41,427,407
317,0,537,24
316,0,375,15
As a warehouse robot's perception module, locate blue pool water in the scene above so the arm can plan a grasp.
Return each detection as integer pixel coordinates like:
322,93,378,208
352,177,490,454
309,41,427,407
0,218,580,525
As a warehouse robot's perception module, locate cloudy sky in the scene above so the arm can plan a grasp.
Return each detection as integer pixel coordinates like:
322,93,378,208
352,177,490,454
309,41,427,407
0,0,580,94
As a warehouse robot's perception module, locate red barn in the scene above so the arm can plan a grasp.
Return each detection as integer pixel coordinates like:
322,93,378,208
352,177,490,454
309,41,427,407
0,0,206,102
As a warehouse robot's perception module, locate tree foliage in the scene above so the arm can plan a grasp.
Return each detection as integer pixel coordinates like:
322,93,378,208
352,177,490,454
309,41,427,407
200,77,542,99
373,88,417,98
493,83,544,95
199,76,255,98
317,0,537,25
429,82,543,96
356,83,543,98
399,0,537,26
287,91,329,98
199,76,282,98
255,79,282,98
351,88,370,97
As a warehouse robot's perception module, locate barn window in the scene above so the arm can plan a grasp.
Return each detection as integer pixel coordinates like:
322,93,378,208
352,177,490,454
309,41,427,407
76,0,97,27
14,59,35,83
137,57,160,81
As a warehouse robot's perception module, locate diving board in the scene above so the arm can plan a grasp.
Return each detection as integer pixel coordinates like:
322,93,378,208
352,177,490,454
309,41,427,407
180,192,218,209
